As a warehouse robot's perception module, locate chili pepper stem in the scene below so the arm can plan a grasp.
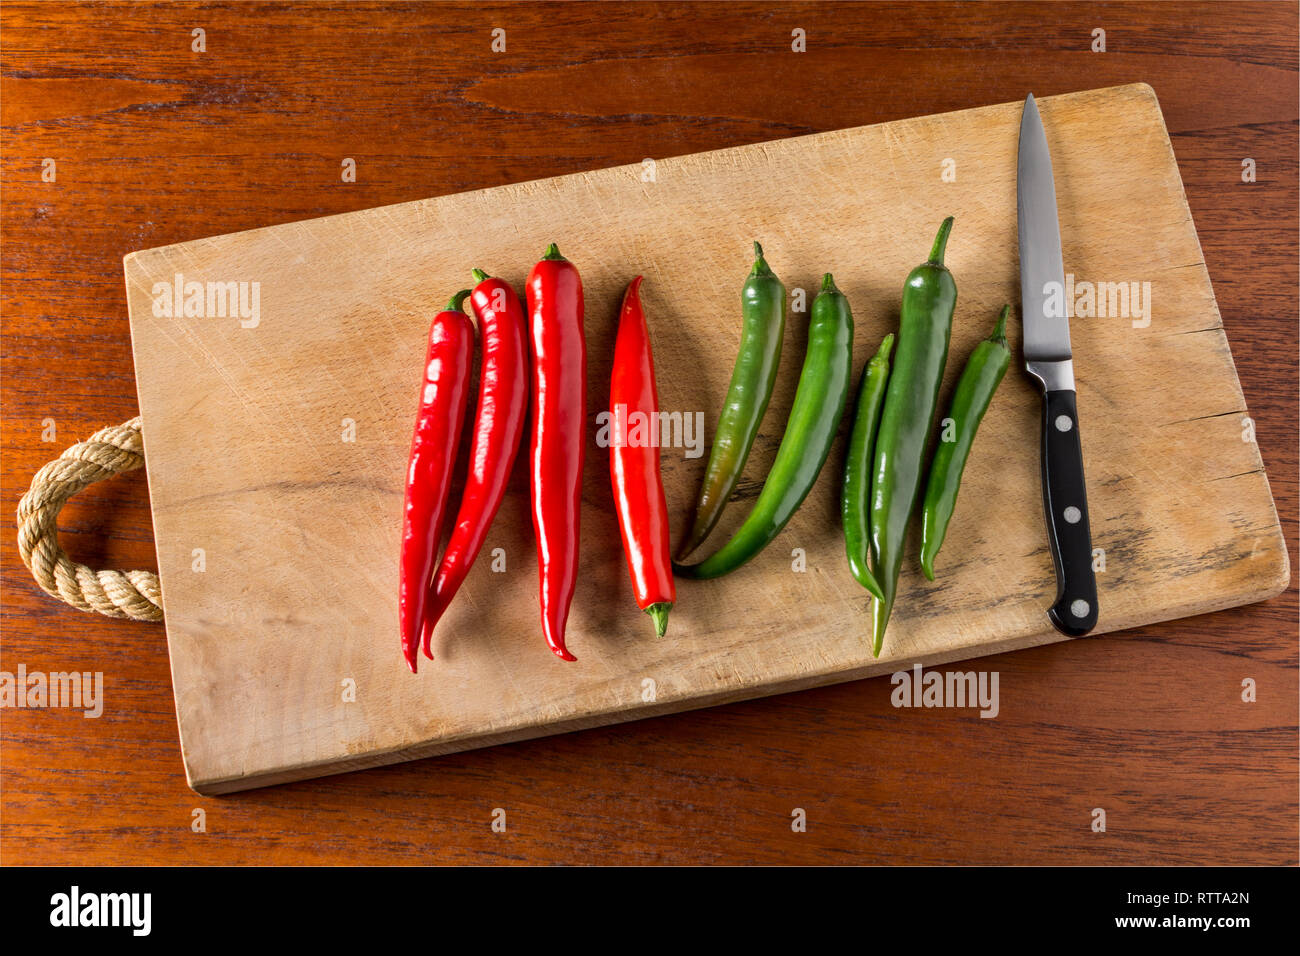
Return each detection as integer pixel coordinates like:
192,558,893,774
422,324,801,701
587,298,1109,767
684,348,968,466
877,332,896,363
542,242,566,261
928,216,954,266
471,268,490,282
990,303,1010,345
446,289,471,311
645,602,671,638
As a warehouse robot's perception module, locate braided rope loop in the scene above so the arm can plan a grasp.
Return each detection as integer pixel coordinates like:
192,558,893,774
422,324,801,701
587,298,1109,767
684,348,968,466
16,417,163,621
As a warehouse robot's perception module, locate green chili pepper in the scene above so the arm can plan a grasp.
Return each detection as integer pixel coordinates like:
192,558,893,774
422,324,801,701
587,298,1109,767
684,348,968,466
919,305,1011,580
870,217,957,655
841,332,894,601
675,273,853,579
678,242,786,559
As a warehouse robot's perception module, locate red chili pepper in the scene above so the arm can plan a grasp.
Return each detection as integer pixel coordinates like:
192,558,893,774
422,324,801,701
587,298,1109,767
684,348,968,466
421,270,528,659
609,277,675,636
526,243,586,661
398,291,473,673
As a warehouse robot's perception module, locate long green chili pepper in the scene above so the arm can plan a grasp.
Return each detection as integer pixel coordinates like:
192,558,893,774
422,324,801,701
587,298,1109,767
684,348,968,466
870,217,957,655
919,305,1011,580
841,332,894,600
675,273,853,579
678,242,785,559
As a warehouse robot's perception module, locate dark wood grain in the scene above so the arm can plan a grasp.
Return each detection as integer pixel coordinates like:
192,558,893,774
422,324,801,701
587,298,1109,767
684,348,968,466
2,1,1295,865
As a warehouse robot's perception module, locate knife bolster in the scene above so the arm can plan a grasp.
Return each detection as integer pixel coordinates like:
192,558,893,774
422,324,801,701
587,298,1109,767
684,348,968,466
1026,358,1075,392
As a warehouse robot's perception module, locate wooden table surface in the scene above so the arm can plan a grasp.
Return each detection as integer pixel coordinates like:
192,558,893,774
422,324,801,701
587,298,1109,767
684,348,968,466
2,1,1295,866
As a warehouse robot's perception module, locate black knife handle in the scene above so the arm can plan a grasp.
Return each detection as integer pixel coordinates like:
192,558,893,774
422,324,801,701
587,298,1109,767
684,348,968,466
1039,388,1098,636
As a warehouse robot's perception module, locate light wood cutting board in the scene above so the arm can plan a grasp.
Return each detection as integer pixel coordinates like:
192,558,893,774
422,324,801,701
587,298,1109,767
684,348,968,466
124,83,1288,794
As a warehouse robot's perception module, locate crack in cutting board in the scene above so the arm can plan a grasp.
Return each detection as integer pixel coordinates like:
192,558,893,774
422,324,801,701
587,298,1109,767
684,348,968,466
124,83,1288,794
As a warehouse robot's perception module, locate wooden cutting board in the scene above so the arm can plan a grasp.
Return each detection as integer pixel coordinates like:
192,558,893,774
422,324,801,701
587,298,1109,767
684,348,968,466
124,83,1288,794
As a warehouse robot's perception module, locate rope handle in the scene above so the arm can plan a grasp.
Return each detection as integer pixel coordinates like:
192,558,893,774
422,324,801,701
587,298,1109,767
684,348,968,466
16,417,163,622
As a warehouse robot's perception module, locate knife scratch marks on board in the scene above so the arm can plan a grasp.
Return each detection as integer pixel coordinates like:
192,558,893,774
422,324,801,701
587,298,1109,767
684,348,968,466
266,228,302,257
879,125,915,209
1209,468,1265,483
811,551,864,618
484,621,526,706
311,533,394,619
143,256,281,435
292,219,318,241
1159,408,1247,427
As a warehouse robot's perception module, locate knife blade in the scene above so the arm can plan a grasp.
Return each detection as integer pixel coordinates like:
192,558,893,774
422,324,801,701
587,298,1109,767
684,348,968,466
1017,93,1099,637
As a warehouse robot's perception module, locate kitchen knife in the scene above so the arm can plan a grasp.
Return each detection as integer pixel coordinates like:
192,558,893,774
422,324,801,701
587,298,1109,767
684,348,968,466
1017,93,1099,637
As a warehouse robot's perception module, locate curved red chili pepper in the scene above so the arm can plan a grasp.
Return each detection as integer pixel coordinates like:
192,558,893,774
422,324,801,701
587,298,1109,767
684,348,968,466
609,276,675,637
526,243,585,661
398,291,473,673
421,271,528,659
